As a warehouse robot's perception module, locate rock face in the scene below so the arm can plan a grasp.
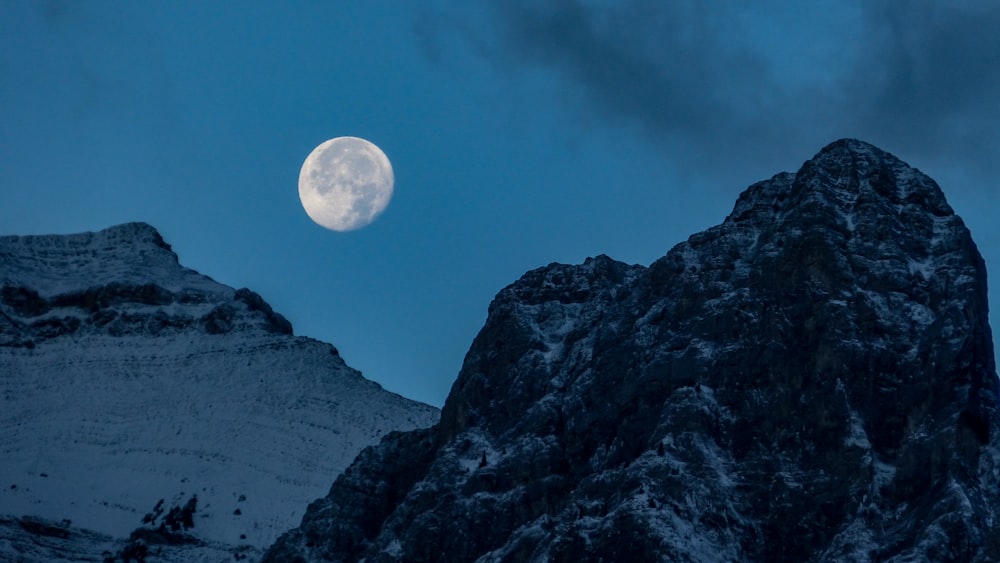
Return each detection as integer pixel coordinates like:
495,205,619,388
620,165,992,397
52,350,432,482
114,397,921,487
0,222,439,559
265,140,1000,562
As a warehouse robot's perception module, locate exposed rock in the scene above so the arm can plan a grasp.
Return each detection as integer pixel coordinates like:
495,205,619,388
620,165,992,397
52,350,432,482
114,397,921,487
265,139,1000,562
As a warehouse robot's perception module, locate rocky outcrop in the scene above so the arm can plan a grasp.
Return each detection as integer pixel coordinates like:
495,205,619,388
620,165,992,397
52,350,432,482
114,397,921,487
265,140,1000,562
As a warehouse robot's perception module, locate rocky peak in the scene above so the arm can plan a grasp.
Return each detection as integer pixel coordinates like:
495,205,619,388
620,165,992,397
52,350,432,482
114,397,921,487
266,140,999,562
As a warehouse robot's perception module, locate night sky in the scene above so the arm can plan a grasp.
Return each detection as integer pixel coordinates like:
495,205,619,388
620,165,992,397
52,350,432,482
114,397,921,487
2,2,998,407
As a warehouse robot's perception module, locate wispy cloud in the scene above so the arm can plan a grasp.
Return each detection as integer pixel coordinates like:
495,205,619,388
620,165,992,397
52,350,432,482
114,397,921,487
418,0,1000,187
849,1,1000,171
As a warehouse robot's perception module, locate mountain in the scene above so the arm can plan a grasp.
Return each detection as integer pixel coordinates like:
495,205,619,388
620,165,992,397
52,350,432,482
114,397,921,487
265,139,1000,562
0,222,439,560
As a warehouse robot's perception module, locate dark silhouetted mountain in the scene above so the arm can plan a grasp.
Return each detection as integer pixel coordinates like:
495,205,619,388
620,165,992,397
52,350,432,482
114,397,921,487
265,139,999,562
0,222,439,561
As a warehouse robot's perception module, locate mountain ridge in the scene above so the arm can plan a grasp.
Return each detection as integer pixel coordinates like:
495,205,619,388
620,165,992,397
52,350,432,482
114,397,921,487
0,221,439,560
1,221,217,296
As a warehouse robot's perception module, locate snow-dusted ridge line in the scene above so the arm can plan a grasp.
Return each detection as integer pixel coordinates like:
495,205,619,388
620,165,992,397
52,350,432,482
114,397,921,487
0,222,228,299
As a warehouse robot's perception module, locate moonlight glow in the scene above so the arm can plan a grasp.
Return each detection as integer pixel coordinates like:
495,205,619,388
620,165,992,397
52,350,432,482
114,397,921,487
298,137,394,231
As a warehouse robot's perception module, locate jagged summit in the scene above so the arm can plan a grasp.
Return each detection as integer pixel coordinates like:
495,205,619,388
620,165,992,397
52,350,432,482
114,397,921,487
267,140,999,562
724,139,954,245
729,138,954,224
795,138,954,217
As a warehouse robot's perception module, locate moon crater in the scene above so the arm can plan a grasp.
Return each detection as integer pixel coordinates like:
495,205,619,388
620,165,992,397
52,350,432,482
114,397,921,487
298,137,394,231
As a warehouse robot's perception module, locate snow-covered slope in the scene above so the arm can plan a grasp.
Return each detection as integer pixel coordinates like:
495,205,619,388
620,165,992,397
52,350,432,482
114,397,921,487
266,139,1000,562
0,222,439,559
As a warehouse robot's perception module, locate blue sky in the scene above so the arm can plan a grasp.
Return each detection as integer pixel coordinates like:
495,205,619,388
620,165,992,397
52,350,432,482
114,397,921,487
2,1,998,407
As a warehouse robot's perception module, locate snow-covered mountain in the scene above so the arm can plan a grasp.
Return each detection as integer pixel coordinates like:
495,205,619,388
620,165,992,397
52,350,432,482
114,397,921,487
266,140,1000,562
0,222,439,560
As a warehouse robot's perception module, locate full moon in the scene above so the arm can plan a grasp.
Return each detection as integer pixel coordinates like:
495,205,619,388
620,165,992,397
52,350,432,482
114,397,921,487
298,137,394,231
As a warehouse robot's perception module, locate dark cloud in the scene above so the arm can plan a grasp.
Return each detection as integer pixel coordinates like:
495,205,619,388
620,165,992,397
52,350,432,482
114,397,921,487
491,1,737,135
851,1,1000,176
445,1,791,172
419,1,1000,188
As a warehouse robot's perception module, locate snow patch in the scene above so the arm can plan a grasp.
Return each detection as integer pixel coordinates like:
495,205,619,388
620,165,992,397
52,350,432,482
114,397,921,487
907,257,935,281
844,408,871,449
